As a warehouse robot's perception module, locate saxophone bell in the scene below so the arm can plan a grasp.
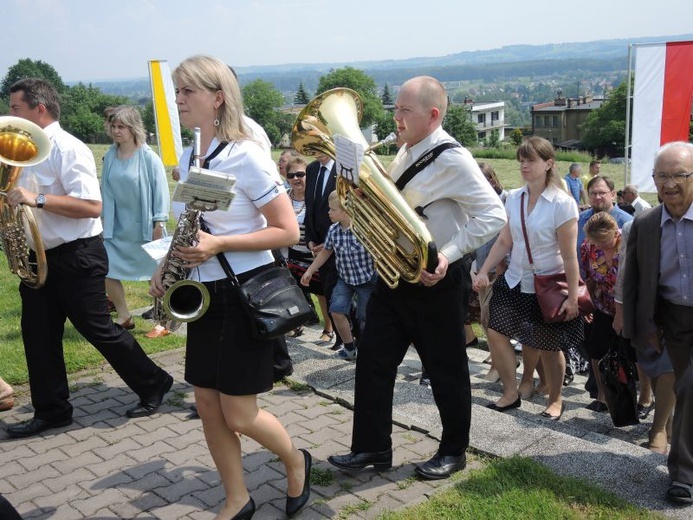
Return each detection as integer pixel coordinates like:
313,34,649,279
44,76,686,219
162,279,210,322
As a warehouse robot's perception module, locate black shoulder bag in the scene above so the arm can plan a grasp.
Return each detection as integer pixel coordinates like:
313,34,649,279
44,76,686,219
214,252,313,341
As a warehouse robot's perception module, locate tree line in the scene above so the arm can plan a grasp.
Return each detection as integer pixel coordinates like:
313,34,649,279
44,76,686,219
3,57,661,155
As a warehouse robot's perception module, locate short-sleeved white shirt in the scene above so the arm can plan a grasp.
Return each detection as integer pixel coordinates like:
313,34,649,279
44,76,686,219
504,184,578,293
177,138,285,281
20,122,103,249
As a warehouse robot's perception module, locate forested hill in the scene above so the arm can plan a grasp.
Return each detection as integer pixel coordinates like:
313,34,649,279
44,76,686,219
91,33,692,96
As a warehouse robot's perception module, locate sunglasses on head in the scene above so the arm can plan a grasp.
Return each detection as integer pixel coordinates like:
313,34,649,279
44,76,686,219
286,172,306,179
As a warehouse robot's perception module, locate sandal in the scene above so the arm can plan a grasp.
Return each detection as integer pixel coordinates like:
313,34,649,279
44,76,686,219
286,326,304,338
145,326,171,339
667,481,693,504
317,330,335,343
0,388,15,412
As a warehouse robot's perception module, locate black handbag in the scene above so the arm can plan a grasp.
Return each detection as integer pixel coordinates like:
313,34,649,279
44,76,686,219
599,335,640,427
215,251,313,341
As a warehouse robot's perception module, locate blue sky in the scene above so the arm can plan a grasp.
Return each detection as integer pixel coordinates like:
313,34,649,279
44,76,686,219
1,0,691,82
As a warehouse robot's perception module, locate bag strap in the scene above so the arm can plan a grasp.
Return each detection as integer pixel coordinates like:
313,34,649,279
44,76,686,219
519,192,536,273
188,140,229,169
394,142,460,191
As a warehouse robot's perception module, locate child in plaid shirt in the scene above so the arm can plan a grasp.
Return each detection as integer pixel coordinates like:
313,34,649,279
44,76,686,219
301,191,376,360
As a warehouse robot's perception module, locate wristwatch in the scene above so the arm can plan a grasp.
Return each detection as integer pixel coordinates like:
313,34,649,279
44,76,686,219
35,194,46,209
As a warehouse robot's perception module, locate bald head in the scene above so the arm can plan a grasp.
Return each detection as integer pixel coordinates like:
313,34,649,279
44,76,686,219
401,76,448,120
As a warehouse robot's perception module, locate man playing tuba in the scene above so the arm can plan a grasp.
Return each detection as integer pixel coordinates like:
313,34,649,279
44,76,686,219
328,76,507,480
4,78,173,438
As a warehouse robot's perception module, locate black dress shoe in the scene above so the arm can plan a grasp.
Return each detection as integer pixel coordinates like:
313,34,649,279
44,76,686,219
141,306,155,320
328,449,392,471
126,373,173,418
286,448,312,517
6,417,73,438
415,452,466,480
485,396,521,412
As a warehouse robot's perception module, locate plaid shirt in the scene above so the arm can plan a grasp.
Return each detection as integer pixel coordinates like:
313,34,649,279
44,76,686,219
324,222,375,286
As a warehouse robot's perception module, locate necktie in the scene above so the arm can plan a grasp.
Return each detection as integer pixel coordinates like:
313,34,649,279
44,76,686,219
316,166,327,197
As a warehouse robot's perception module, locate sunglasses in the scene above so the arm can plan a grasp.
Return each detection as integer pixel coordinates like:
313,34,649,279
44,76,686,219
286,172,306,179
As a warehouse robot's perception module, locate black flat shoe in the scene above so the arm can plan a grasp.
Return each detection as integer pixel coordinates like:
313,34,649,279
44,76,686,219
6,417,73,438
485,396,521,412
637,402,655,420
415,452,466,480
286,449,312,517
230,497,255,520
586,400,608,413
328,449,392,471
126,373,173,418
540,403,565,421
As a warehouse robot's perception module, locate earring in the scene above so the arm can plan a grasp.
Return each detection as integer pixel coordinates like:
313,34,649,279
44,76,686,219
214,118,220,127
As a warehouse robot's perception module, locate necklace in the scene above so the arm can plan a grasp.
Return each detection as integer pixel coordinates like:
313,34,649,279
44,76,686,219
289,189,306,215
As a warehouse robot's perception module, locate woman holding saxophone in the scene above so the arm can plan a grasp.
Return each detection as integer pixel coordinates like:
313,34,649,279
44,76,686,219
149,55,309,520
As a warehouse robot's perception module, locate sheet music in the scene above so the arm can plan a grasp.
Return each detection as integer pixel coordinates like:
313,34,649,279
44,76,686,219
172,166,237,211
334,134,364,186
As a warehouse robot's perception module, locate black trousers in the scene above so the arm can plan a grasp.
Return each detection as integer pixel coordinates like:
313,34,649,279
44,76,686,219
20,237,168,421
351,260,472,456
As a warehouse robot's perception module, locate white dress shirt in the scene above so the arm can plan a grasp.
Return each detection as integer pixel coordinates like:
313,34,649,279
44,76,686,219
21,121,103,249
388,127,506,263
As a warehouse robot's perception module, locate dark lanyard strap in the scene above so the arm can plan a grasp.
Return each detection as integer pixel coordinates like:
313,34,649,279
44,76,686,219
394,142,460,191
188,140,229,169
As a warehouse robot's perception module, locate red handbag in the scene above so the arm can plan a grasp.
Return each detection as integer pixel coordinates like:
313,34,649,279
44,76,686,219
520,192,594,323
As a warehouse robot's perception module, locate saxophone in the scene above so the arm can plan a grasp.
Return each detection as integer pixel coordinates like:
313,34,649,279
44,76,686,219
151,207,209,331
152,127,233,329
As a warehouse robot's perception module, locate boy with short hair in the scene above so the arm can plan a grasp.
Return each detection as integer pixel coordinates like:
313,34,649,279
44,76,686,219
301,191,376,360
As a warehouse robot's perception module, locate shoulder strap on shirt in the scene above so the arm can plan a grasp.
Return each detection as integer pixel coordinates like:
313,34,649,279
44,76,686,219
394,141,460,191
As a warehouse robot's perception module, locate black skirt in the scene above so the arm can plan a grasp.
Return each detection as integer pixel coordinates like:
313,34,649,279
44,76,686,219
184,267,276,396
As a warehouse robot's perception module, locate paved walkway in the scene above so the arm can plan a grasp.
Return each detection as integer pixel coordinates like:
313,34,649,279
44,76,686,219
0,323,688,519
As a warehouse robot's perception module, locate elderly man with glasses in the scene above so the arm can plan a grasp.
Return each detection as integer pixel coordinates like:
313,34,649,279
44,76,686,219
623,141,693,505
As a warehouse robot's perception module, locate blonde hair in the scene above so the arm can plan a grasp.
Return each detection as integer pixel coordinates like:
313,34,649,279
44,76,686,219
172,55,249,142
327,190,343,210
584,211,618,244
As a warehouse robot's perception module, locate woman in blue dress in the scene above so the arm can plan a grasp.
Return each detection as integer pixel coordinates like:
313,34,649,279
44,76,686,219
101,106,169,329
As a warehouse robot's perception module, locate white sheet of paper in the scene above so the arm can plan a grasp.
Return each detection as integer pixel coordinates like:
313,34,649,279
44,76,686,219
142,236,173,262
334,134,364,186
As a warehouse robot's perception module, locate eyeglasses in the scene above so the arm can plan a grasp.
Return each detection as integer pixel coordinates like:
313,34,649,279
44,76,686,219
651,171,693,184
286,172,306,179
588,191,612,198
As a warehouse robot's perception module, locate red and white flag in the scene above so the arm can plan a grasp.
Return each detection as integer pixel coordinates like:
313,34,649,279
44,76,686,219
631,41,693,192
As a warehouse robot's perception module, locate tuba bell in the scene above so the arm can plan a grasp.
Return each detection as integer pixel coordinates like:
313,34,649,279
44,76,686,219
0,116,51,288
291,88,437,288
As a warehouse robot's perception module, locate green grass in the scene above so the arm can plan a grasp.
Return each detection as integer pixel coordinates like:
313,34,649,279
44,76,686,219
378,456,664,520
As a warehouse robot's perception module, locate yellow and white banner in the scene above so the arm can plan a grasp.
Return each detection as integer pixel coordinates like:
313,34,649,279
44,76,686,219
148,59,182,167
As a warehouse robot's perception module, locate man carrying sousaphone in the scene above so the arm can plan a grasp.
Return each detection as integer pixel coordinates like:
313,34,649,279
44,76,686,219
328,76,507,479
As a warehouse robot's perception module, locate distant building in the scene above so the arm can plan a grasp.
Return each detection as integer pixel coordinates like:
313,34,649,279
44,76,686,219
461,98,507,142
531,91,605,147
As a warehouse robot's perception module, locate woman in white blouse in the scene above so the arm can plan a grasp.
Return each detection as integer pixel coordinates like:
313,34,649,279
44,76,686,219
150,55,310,520
474,137,584,421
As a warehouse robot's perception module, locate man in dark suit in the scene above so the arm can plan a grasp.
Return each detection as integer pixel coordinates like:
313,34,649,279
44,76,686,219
623,141,693,505
304,153,342,348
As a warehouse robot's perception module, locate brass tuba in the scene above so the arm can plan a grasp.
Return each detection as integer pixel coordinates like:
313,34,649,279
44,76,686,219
291,88,437,288
0,116,51,288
